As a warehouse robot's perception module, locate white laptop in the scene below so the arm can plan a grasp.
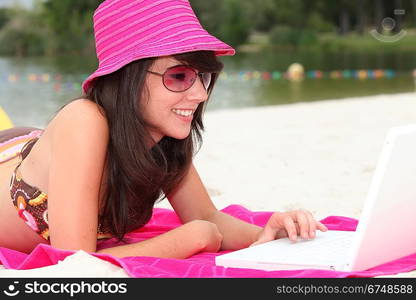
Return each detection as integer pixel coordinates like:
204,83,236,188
216,125,416,272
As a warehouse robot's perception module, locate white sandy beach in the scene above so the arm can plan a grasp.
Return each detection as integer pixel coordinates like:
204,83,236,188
1,92,416,277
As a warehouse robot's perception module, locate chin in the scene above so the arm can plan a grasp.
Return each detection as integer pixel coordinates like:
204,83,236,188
172,134,190,140
168,130,191,140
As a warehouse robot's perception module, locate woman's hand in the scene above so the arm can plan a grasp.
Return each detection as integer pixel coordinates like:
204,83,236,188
249,210,328,247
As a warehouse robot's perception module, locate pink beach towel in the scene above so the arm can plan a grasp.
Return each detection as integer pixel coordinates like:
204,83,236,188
1,205,415,278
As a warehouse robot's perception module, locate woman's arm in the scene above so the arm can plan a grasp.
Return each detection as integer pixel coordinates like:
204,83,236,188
96,219,222,258
167,163,327,251
167,163,262,250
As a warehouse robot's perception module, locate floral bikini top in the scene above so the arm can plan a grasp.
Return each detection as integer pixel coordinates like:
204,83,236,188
9,138,111,241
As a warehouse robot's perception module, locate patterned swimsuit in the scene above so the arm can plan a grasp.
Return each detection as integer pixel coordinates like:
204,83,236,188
10,161,50,239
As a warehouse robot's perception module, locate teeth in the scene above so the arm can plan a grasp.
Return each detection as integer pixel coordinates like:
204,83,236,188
172,109,193,117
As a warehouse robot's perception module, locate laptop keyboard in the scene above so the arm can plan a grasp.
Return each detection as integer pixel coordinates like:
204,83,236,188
277,231,354,260
253,230,356,265
216,230,357,270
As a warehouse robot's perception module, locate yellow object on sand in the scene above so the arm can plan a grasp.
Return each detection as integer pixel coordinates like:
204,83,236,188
0,106,14,130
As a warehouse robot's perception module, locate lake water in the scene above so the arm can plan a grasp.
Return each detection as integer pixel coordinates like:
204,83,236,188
1,48,415,128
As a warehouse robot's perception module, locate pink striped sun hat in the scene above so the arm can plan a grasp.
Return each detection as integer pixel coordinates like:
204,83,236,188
82,0,235,93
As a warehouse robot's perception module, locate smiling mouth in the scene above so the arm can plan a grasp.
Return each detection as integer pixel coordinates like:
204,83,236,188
171,109,194,117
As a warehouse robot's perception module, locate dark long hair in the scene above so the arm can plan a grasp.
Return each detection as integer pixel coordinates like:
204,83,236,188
56,51,223,241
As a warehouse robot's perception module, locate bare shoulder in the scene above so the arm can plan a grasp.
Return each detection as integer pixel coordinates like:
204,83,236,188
49,98,109,143
46,98,110,172
51,98,108,129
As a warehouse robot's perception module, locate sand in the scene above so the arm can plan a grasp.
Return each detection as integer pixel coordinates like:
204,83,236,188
1,92,415,277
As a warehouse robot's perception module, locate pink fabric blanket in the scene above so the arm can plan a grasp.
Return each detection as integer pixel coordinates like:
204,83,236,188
1,205,415,278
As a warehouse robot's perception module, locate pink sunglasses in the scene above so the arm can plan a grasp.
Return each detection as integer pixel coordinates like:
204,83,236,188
147,65,214,92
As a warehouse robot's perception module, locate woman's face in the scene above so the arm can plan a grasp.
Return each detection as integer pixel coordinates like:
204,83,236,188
142,56,209,143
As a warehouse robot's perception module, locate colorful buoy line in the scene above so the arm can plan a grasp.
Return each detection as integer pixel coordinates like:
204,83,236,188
0,73,86,93
1,69,415,91
219,69,415,81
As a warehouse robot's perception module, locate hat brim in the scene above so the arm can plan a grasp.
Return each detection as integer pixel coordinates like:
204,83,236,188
82,39,235,93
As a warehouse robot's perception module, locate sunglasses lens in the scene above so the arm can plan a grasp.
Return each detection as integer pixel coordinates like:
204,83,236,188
201,72,212,90
164,66,197,92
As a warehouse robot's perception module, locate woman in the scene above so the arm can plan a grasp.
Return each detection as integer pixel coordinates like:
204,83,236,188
0,0,327,258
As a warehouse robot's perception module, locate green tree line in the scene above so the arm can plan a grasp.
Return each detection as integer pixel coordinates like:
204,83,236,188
0,0,415,56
